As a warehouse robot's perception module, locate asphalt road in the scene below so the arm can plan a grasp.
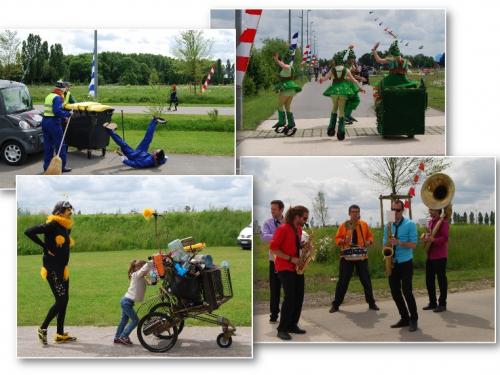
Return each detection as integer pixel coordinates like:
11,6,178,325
0,151,234,189
255,288,494,343
17,326,252,358
34,105,234,116
237,82,445,156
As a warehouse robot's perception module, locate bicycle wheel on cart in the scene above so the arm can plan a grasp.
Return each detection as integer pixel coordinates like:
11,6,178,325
137,312,178,353
150,302,185,336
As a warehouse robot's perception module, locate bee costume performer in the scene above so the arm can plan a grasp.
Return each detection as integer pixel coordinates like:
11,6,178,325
272,48,302,136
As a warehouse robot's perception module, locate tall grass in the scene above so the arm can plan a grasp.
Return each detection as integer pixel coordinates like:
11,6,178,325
28,85,234,106
18,210,251,255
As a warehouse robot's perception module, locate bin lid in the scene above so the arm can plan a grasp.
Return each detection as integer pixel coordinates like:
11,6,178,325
65,102,114,112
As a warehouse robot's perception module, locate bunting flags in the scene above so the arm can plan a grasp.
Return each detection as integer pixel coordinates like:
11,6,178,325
202,66,215,93
405,162,426,208
236,9,263,87
368,10,424,50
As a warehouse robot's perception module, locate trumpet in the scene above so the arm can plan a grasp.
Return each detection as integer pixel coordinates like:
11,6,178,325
297,230,315,275
382,220,394,277
420,173,455,254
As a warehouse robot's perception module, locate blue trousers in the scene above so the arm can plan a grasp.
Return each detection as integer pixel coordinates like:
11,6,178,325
115,297,138,339
108,119,157,159
42,120,67,170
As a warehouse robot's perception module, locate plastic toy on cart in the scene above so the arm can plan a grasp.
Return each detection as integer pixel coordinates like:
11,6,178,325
136,236,235,353
64,102,114,159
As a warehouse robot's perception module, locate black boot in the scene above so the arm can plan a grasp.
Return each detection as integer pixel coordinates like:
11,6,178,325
327,112,337,137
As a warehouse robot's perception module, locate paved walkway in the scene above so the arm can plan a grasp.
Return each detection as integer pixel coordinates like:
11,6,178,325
17,326,252,358
238,82,445,156
255,288,494,343
34,105,234,116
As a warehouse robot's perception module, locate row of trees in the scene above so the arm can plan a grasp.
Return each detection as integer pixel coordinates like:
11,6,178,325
0,30,234,86
453,211,495,225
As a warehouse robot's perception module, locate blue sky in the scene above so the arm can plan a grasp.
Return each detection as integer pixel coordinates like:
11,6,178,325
240,157,495,228
211,9,445,59
13,29,235,62
17,175,252,214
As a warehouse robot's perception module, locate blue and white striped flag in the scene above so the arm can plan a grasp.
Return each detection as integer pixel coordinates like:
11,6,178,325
289,31,299,54
88,55,96,97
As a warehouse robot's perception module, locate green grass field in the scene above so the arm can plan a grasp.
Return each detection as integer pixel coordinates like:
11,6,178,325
28,85,234,106
18,211,252,255
18,247,251,327
254,224,494,301
370,70,445,112
242,77,308,131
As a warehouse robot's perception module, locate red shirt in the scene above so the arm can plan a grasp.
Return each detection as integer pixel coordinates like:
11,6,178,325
270,223,302,272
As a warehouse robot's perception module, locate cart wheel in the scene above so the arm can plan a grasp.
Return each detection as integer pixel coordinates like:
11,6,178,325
150,303,185,336
102,148,106,157
137,312,178,353
216,333,232,348
408,135,415,139
87,150,92,159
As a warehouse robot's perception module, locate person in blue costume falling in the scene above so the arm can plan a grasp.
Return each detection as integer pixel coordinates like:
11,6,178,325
103,117,168,169
41,82,72,173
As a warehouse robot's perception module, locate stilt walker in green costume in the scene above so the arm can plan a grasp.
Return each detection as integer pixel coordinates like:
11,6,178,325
320,50,365,141
272,49,302,136
344,45,366,125
372,40,419,103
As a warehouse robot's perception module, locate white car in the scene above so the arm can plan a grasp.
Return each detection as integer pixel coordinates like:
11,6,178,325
237,224,252,250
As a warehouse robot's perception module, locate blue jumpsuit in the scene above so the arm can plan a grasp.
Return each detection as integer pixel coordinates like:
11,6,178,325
106,118,167,169
41,95,71,171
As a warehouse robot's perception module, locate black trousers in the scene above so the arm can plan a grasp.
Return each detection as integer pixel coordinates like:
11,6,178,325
333,258,376,307
426,258,448,307
389,260,418,322
277,271,304,332
269,261,281,319
41,269,69,335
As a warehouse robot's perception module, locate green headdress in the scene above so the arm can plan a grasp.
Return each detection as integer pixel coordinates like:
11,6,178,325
347,46,356,60
333,49,347,65
389,40,401,56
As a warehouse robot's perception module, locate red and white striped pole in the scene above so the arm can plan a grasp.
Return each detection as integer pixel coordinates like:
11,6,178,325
202,66,215,93
302,44,310,65
236,9,262,87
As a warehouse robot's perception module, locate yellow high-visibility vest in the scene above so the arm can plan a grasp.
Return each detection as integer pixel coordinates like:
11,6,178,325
43,93,59,117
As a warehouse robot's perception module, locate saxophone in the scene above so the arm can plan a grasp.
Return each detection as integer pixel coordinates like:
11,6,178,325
296,229,315,275
382,221,394,277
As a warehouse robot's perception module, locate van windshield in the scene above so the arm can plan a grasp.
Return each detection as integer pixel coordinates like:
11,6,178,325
1,86,32,114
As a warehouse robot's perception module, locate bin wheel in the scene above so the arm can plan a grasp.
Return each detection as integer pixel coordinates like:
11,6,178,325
216,333,232,348
102,148,106,157
137,312,178,353
408,135,415,139
87,150,92,159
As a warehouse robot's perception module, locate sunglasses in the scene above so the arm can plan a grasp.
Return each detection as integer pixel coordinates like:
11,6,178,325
391,208,403,212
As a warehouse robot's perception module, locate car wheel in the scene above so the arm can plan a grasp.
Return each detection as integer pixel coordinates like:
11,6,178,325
2,141,27,166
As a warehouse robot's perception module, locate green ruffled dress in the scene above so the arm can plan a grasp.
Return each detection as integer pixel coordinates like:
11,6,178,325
323,66,359,97
275,68,302,96
376,59,418,89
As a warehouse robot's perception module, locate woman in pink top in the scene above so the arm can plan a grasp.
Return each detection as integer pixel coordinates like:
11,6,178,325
422,208,449,313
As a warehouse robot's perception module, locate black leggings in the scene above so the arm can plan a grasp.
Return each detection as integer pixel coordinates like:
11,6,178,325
41,269,69,335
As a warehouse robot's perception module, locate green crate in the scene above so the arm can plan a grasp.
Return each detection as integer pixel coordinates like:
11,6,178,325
376,79,428,136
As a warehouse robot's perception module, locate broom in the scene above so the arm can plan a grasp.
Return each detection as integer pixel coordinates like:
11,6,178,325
44,116,72,175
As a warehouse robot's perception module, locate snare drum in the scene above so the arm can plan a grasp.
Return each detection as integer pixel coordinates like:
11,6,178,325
341,247,368,261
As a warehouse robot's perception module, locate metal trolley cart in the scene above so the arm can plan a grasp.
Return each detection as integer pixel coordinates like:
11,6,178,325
375,79,428,137
64,102,114,159
136,241,235,353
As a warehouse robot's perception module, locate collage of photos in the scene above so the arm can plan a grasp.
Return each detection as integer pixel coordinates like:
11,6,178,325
2,5,495,364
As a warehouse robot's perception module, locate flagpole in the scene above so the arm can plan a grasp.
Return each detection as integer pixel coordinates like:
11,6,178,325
288,10,291,44
94,30,98,100
235,10,242,131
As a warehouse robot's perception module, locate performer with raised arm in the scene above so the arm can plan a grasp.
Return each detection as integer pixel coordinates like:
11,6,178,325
330,204,379,313
320,49,365,141
272,49,302,136
344,46,366,124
